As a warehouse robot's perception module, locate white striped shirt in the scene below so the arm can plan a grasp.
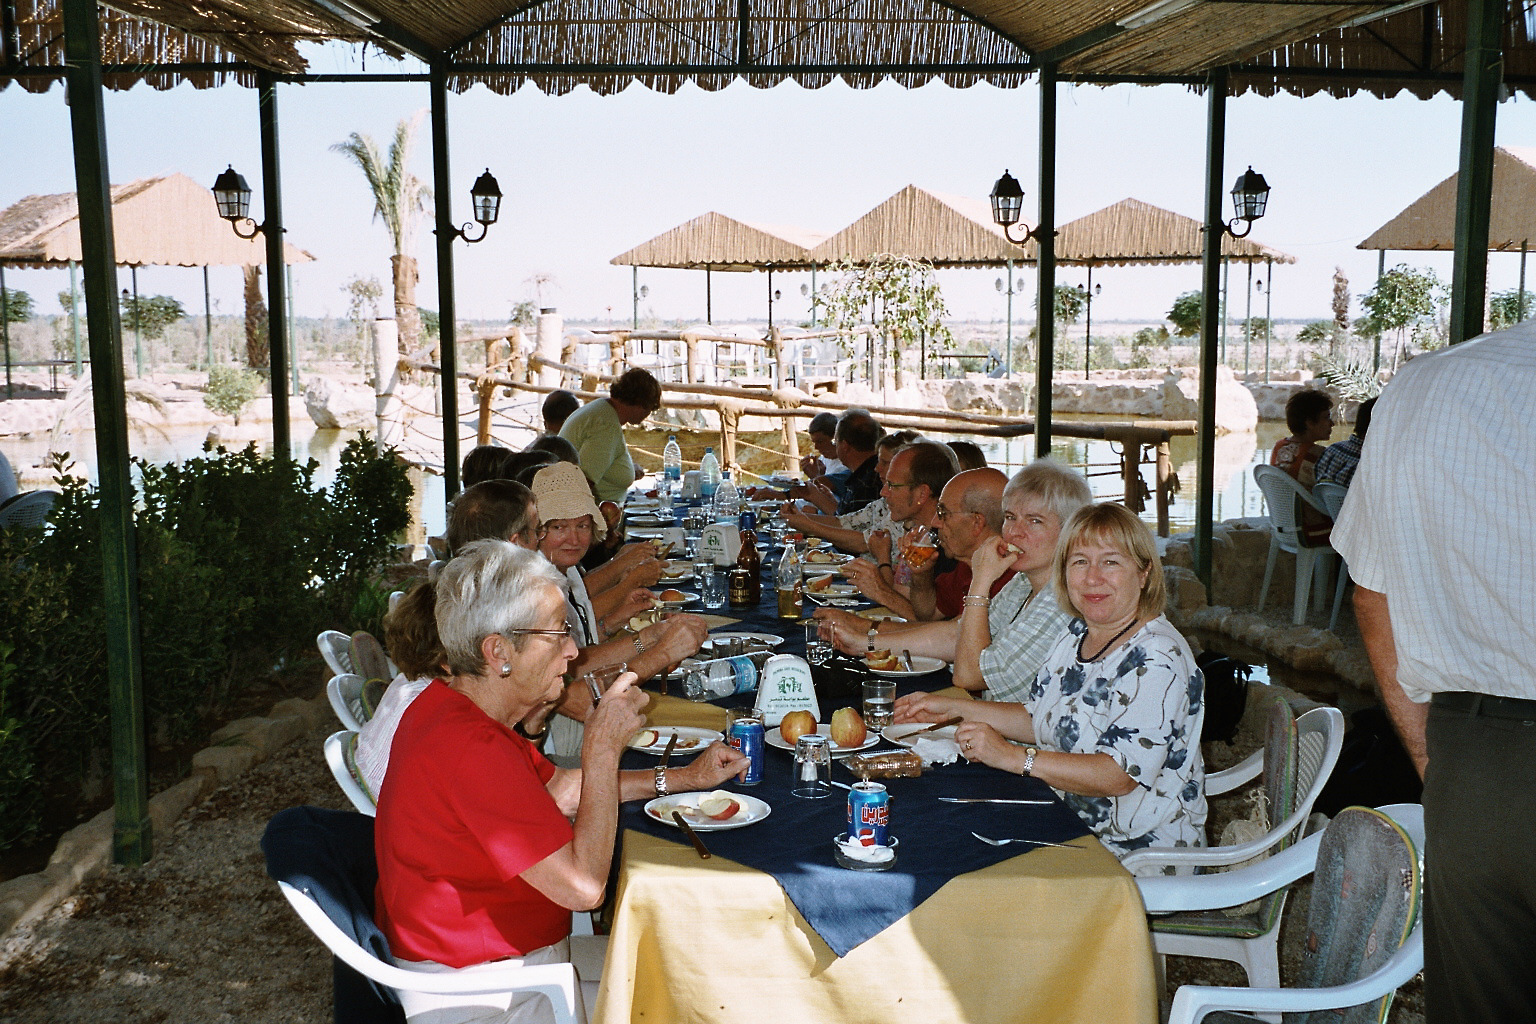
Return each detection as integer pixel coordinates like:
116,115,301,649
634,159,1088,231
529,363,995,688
1331,328,1536,702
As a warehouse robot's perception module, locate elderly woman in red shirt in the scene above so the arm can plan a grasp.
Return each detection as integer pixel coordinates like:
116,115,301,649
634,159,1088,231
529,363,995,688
374,540,744,1023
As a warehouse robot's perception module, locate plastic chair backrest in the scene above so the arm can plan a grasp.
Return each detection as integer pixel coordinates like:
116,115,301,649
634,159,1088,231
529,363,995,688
1293,805,1422,1024
317,630,354,677
1253,465,1326,550
1313,480,1348,521
325,730,378,815
0,490,58,530
328,674,369,732
350,631,393,685
1238,690,1301,933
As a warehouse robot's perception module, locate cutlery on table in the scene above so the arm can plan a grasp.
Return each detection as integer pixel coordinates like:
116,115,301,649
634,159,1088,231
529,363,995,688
938,797,1052,805
659,732,679,768
900,649,914,672
674,811,712,858
906,716,963,737
971,831,1083,851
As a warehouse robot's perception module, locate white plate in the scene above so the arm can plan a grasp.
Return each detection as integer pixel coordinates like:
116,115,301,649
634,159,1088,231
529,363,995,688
866,655,947,678
861,610,906,622
764,723,881,756
882,723,959,747
804,595,867,609
708,630,785,647
628,527,667,540
645,791,771,831
804,580,858,598
657,590,699,608
802,553,851,569
627,499,661,510
626,514,674,526
658,568,695,583
628,725,724,755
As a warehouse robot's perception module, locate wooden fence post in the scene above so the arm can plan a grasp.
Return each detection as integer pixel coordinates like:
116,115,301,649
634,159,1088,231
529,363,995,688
1156,442,1173,538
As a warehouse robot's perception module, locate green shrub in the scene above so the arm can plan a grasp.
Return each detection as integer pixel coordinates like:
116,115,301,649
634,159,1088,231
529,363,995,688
204,365,263,424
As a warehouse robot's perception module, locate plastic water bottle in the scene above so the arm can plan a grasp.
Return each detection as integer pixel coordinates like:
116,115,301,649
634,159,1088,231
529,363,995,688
663,434,683,483
714,470,740,521
699,447,721,501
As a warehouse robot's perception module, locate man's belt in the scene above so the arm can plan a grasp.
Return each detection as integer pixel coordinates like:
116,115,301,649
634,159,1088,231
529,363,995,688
1432,691,1536,722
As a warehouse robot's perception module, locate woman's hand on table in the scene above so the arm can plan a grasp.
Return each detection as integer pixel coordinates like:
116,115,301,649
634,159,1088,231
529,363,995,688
893,691,965,724
654,614,708,662
812,607,871,655
953,721,1016,770
843,558,892,601
672,742,750,791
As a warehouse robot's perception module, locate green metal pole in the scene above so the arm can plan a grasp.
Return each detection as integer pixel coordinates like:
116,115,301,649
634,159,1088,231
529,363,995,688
202,265,212,369
287,264,298,397
431,60,462,500
1034,63,1058,460
2,264,11,399
1263,258,1273,382
1449,0,1504,345
70,259,82,376
1005,257,1014,379
632,267,639,329
1195,66,1228,590
130,266,141,376
257,72,291,459
1374,249,1385,371
62,0,151,867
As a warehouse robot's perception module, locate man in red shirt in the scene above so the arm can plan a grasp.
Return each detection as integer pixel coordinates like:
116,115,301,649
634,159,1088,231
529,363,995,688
921,468,1013,620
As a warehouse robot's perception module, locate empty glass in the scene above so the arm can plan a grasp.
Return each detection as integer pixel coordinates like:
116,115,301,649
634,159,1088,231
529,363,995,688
791,733,833,798
805,619,833,665
701,566,728,610
582,663,627,706
862,679,896,730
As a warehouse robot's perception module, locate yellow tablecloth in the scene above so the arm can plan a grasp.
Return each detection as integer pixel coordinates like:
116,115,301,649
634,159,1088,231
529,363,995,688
592,829,1158,1024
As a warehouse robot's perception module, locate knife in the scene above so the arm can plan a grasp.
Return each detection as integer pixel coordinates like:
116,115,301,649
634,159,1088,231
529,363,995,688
672,810,712,858
900,649,914,672
658,731,679,770
907,715,963,736
937,797,1053,805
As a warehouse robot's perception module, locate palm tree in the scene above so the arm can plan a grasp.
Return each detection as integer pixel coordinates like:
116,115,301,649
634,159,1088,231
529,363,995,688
331,114,431,358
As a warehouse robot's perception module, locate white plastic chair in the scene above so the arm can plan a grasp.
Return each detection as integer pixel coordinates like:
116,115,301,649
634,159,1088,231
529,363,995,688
324,730,378,815
316,630,354,677
1312,481,1351,632
1150,803,1424,1024
0,490,58,530
1125,697,1345,990
1253,465,1339,625
326,673,371,732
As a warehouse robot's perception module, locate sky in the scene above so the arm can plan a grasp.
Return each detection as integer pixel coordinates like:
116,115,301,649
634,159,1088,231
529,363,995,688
4,43,1536,332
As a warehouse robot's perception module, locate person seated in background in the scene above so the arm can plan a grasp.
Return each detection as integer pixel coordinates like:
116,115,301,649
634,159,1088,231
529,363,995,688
799,411,849,495
1271,387,1336,542
446,479,540,555
823,459,1091,704
829,409,884,515
542,390,580,435
908,467,1012,621
525,433,582,466
839,442,956,613
947,440,987,471
459,445,520,491
356,581,446,796
895,502,1206,862
559,368,662,502
781,430,919,553
374,541,745,1024
1315,396,1375,487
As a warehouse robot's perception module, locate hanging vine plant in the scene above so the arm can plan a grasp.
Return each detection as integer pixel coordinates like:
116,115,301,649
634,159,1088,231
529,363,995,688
816,253,954,387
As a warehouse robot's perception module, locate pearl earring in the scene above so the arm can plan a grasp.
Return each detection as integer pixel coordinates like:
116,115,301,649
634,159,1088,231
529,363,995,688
500,663,512,676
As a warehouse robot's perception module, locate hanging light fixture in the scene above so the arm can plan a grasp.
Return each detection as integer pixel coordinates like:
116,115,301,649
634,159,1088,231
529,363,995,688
211,165,262,239
444,169,504,244
1225,166,1271,238
989,169,1049,246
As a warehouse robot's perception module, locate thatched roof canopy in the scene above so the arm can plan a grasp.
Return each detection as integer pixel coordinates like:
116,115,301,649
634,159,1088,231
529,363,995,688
5,0,1535,101
808,185,1020,267
1359,146,1536,252
0,173,316,268
1022,197,1295,267
611,212,826,271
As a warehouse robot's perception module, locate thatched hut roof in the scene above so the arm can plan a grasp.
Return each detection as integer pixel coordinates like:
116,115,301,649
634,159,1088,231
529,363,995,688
4,0,1533,102
610,212,826,270
1030,197,1296,267
808,185,1019,268
1359,146,1536,252
0,173,315,268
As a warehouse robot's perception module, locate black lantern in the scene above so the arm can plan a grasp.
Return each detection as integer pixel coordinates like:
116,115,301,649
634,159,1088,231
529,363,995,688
989,169,1045,246
1226,166,1270,238
445,169,504,244
212,165,261,238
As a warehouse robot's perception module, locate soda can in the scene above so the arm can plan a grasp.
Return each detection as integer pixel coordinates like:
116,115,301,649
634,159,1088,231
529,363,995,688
739,509,757,533
728,714,765,786
847,781,890,846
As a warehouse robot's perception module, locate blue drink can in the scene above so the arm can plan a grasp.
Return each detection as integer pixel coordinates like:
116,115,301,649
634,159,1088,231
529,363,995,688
847,781,890,845
739,509,757,533
728,715,765,786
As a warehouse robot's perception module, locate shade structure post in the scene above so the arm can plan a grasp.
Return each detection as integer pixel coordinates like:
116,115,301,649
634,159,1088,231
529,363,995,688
1374,249,1385,371
62,0,151,868
1449,0,1504,345
706,267,712,325
2,264,11,398
1195,66,1228,589
1243,258,1253,379
257,71,290,460
1034,63,1058,459
431,61,462,499
287,265,298,397
202,265,212,368
130,266,141,376
1004,258,1014,379
1263,258,1273,382
69,260,82,376
632,267,639,329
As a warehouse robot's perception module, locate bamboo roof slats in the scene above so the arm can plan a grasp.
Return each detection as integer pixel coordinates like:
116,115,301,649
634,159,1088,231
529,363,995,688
1358,147,1536,252
1031,197,1296,267
0,173,316,267
610,212,827,270
807,185,1021,267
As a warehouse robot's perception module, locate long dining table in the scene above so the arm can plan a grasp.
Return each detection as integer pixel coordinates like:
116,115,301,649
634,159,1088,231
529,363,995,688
593,499,1158,1024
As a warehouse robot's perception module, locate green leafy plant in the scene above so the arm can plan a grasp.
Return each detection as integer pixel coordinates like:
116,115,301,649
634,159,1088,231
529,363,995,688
1488,288,1533,330
1361,264,1446,369
1313,356,1382,401
817,254,953,387
2,287,34,323
1167,291,1203,338
119,294,186,340
204,365,263,424
1129,325,1170,368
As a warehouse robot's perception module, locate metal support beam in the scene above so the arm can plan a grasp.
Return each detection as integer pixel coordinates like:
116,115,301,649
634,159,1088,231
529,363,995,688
431,61,462,499
62,0,151,868
1195,66,1228,589
258,72,291,460
1034,64,1058,460
1449,0,1504,344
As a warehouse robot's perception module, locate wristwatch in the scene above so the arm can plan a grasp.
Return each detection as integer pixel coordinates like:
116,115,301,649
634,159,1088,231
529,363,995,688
1020,748,1038,777
867,626,880,652
653,766,669,796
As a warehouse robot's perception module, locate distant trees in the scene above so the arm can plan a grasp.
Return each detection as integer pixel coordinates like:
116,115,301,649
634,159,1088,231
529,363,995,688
1488,288,1533,330
119,294,186,340
1167,291,1202,338
1360,264,1446,369
1,288,32,323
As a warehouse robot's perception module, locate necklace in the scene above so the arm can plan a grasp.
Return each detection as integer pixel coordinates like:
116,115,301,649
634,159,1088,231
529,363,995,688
1077,618,1141,663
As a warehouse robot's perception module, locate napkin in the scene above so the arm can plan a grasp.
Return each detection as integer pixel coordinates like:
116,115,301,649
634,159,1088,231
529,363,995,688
911,736,961,765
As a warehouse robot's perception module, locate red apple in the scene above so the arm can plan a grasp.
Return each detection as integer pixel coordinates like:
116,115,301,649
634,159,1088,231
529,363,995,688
780,710,816,746
830,707,867,748
698,791,741,820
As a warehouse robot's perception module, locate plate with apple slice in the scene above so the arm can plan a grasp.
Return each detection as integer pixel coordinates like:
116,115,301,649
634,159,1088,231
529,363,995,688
764,720,880,757
645,790,771,831
628,726,723,755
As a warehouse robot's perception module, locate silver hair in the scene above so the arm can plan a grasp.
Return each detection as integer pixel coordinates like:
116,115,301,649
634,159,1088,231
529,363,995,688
434,539,567,676
1002,458,1094,527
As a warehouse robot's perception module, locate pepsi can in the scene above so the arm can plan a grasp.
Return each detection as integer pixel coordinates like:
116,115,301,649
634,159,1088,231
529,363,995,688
728,714,765,786
739,509,757,533
847,781,890,846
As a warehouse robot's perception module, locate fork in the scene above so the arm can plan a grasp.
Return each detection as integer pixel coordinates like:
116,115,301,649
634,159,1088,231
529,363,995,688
971,831,1083,851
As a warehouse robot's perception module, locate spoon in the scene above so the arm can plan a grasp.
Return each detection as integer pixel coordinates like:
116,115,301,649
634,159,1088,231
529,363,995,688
971,831,1083,851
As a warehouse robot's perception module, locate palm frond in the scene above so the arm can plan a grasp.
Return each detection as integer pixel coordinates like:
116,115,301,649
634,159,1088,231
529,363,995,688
1314,356,1381,401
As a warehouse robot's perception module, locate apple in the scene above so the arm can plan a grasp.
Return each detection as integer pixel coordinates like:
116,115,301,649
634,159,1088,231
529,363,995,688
830,707,867,748
697,791,741,820
780,710,817,745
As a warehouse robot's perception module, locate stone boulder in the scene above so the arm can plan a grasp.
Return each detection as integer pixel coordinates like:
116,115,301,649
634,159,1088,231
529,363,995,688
1160,365,1259,434
304,376,376,431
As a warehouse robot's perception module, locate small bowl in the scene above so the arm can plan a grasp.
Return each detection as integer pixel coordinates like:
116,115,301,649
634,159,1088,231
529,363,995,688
832,833,899,872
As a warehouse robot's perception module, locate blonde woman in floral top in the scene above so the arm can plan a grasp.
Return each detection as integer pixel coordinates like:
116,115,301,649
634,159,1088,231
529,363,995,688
950,502,1206,862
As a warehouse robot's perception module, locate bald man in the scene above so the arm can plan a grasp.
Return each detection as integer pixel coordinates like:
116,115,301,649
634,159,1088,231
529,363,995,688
913,467,1012,621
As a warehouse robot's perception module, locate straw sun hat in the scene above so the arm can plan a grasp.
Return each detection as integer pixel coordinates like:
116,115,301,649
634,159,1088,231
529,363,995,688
530,462,606,540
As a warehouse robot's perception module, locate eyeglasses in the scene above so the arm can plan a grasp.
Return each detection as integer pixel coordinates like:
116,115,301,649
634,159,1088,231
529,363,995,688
504,625,574,641
884,480,920,490
934,504,979,522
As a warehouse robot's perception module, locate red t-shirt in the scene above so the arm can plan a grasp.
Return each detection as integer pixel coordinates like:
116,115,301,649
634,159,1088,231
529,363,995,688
935,564,1017,619
375,681,575,967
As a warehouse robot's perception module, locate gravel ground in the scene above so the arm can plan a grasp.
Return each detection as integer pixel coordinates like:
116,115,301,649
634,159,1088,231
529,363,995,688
0,701,1423,1024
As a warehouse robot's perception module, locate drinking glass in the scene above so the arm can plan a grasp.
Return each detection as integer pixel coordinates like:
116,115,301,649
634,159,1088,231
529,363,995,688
657,479,674,513
904,527,939,571
862,679,896,730
680,661,708,701
791,733,833,798
701,566,728,610
582,663,627,707
805,619,833,665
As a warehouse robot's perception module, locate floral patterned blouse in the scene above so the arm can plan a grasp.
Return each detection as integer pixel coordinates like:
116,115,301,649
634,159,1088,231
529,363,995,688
1027,615,1208,858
